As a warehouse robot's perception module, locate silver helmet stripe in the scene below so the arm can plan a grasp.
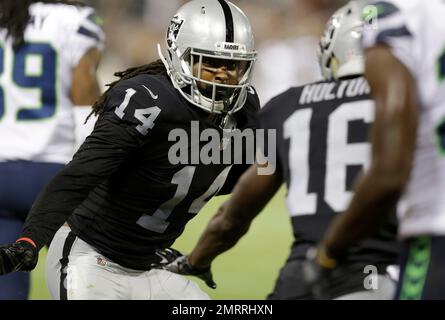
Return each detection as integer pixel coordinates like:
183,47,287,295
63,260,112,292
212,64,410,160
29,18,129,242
217,0,234,43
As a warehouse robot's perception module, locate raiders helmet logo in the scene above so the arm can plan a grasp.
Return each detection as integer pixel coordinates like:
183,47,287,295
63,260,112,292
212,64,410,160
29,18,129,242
167,16,184,47
216,42,247,53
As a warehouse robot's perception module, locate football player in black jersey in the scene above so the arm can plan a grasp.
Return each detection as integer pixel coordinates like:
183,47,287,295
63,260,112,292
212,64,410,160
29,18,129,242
0,0,260,300
154,1,399,300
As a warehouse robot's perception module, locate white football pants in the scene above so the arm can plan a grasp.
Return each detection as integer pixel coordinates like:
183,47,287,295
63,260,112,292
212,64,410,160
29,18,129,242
45,226,210,300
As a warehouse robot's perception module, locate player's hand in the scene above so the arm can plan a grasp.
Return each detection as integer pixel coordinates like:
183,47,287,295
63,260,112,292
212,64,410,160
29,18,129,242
151,248,217,289
0,241,38,275
303,246,337,300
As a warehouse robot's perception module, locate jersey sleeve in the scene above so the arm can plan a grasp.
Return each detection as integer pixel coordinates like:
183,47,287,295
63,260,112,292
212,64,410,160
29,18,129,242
103,80,163,145
21,81,162,249
362,0,419,76
65,6,105,68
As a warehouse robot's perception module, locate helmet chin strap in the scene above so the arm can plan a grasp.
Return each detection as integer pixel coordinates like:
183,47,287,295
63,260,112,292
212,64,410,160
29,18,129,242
216,112,237,130
223,96,231,112
205,96,237,130
158,43,250,117
219,96,238,130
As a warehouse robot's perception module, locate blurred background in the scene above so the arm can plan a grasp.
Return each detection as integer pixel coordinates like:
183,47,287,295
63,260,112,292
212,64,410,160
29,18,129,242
29,0,349,300
80,0,347,104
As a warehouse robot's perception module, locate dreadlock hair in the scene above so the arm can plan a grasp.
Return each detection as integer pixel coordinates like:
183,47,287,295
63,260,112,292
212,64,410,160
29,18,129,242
0,0,86,48
88,60,168,121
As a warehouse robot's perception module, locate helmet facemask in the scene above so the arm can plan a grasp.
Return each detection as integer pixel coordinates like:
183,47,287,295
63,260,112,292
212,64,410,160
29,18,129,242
166,45,256,115
190,49,255,113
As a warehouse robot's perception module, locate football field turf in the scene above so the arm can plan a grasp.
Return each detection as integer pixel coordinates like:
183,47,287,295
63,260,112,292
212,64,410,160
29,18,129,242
29,188,293,300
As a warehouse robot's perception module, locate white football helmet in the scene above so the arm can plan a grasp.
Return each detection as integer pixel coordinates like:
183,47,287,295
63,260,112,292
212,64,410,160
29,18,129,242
318,1,365,80
158,0,257,115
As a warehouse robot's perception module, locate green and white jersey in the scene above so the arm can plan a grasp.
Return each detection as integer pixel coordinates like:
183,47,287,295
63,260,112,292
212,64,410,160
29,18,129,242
0,3,104,163
363,0,445,237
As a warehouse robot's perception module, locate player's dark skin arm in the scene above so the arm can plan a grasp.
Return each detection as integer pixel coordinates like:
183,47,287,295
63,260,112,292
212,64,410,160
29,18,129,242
71,48,102,105
321,44,419,258
188,163,283,269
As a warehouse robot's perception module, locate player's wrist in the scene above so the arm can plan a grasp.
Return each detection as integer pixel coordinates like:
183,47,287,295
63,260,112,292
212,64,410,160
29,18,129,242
187,254,210,272
316,245,338,269
16,237,37,249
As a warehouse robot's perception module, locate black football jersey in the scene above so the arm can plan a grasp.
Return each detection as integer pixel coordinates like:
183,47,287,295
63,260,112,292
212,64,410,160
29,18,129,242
23,73,260,270
258,76,398,264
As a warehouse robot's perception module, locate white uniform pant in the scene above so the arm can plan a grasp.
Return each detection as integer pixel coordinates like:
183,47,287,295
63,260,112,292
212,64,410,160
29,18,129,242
334,274,397,300
46,226,210,300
